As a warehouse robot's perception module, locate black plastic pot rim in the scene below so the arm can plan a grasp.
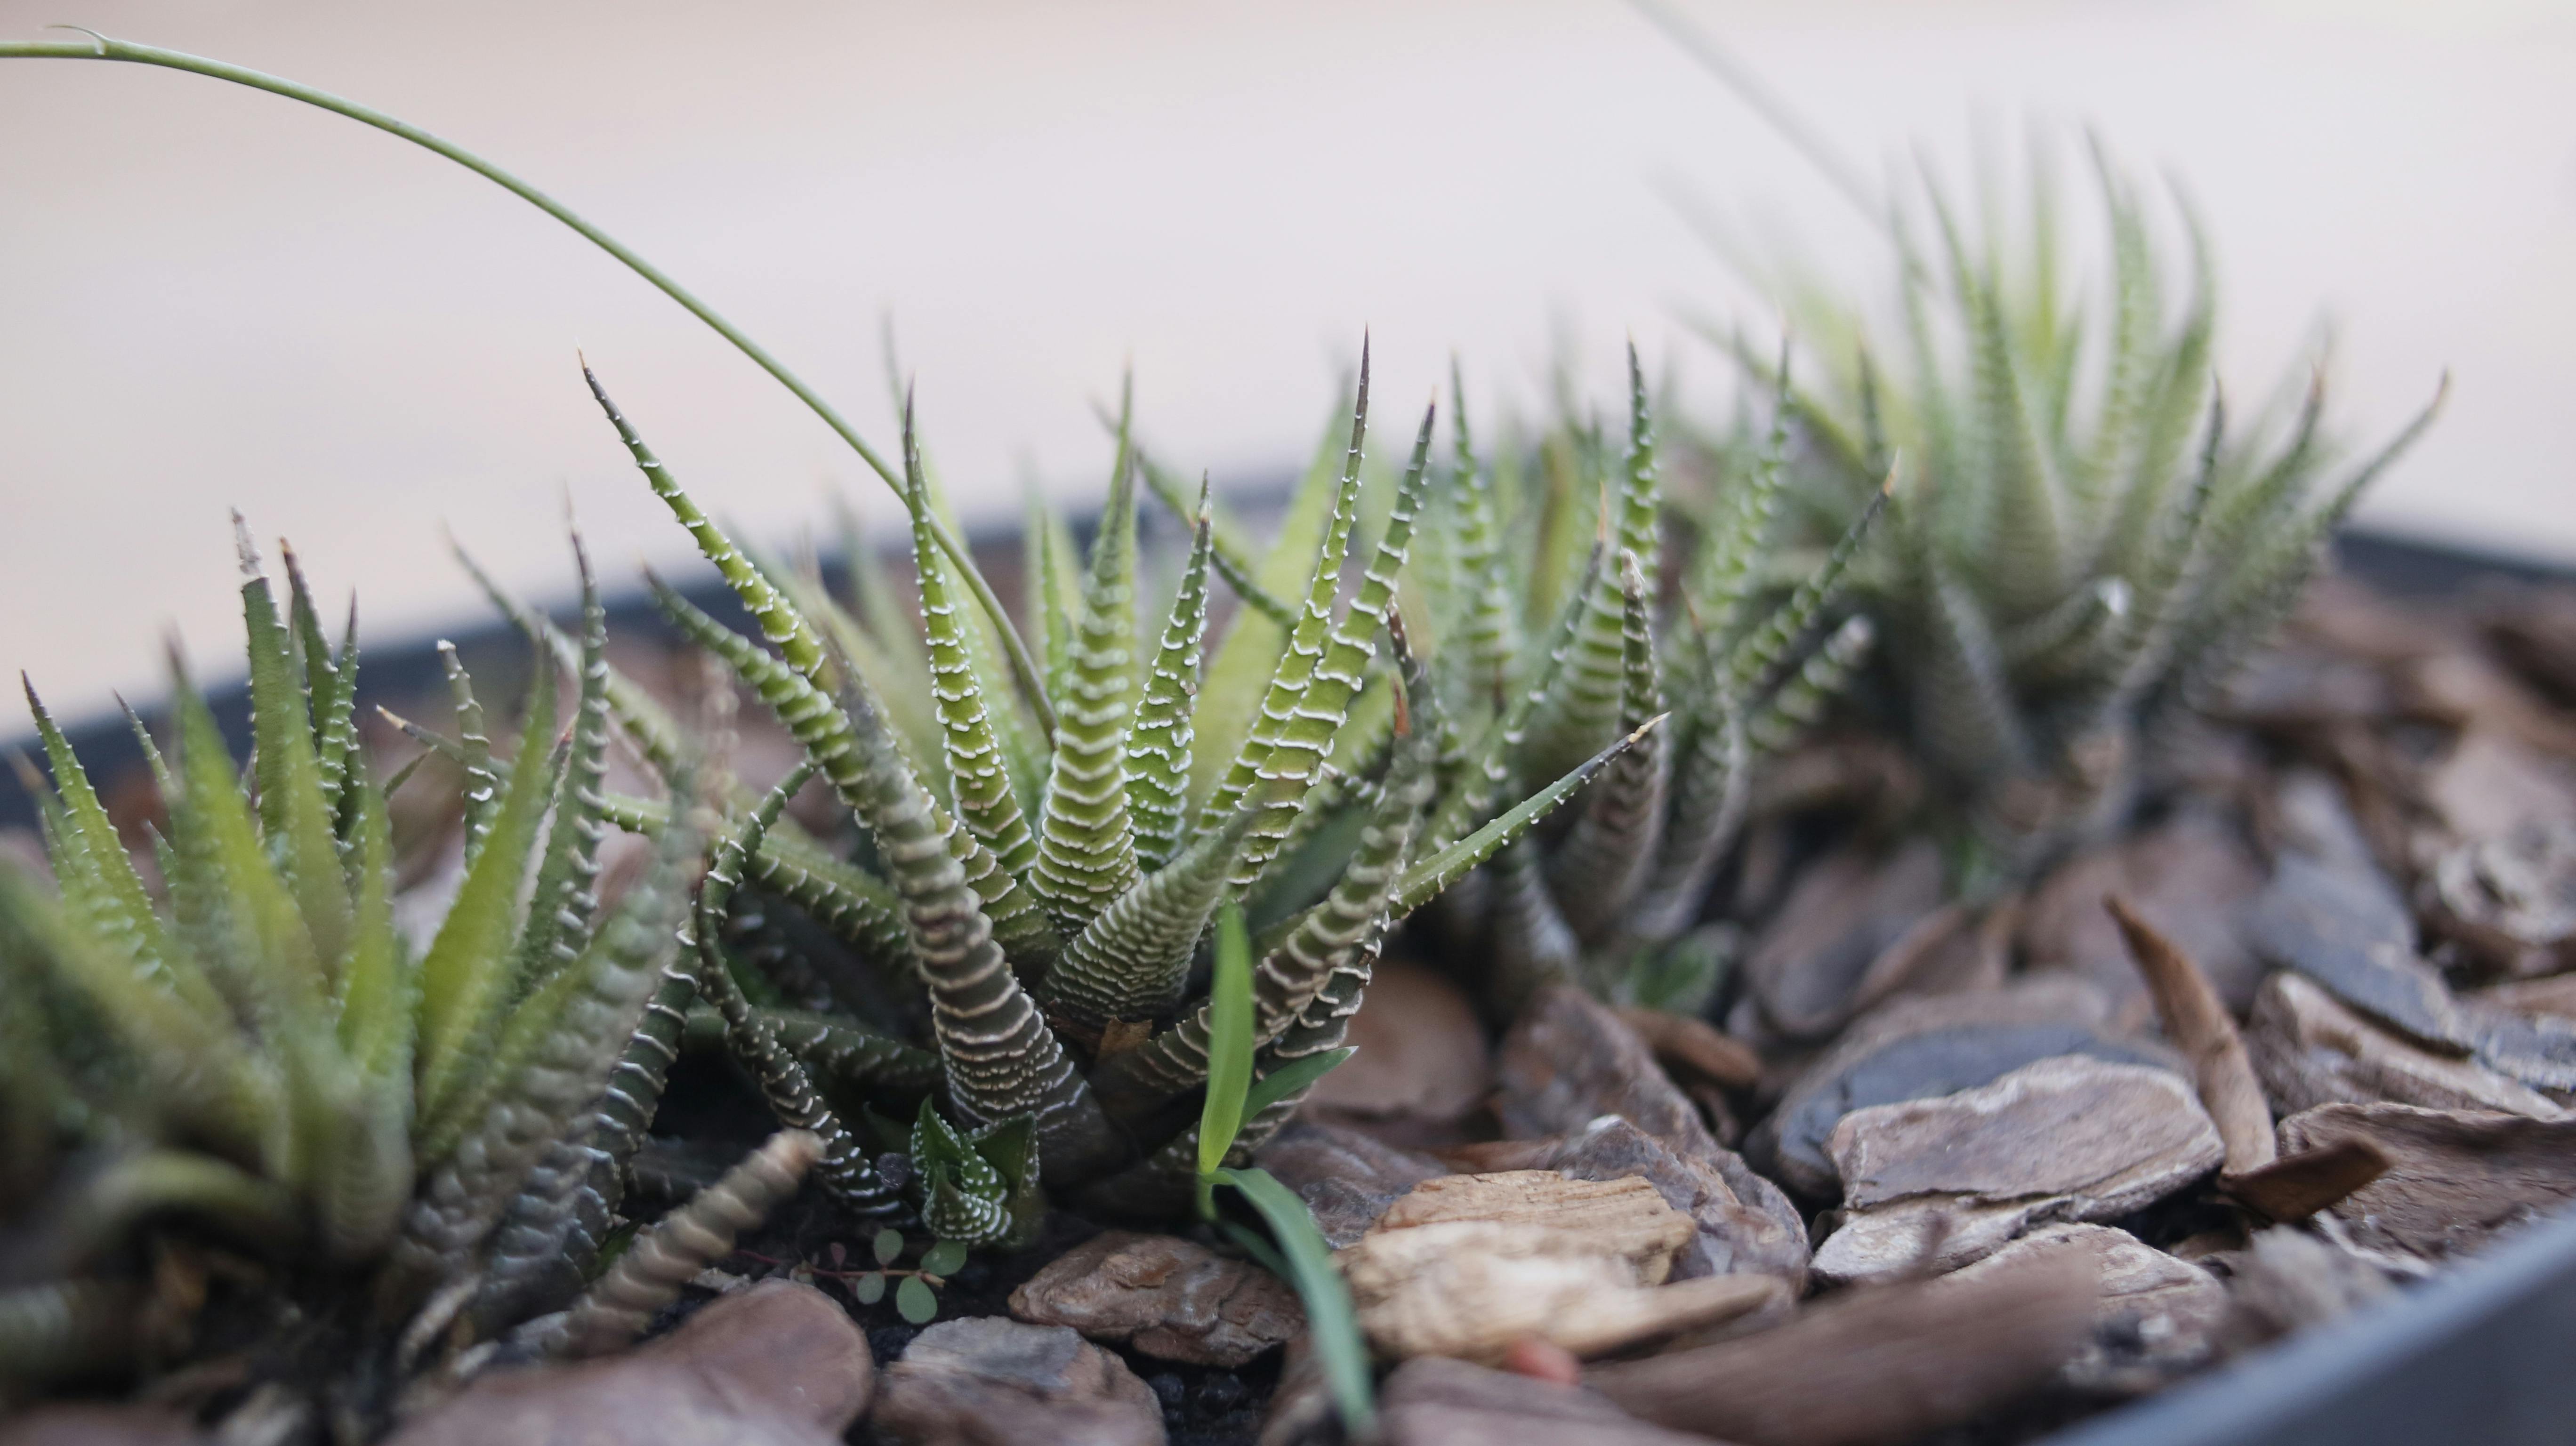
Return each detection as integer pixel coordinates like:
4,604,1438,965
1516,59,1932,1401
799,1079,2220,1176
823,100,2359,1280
2045,1203,2576,1446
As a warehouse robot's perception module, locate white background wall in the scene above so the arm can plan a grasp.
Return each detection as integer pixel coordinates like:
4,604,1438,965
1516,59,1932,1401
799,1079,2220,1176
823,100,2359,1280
3,0,2570,720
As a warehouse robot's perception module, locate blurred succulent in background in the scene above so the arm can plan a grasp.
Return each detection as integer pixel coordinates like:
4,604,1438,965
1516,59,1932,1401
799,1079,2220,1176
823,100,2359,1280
1689,136,2445,887
0,530,818,1415
545,345,1636,1222
1388,348,1878,1017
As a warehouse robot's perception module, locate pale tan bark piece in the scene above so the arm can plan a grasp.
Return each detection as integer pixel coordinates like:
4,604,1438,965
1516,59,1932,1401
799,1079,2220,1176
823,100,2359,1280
1342,1171,1777,1363
1372,1172,1691,1281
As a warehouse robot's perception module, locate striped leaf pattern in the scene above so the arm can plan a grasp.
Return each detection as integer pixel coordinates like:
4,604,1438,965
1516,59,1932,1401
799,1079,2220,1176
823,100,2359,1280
904,407,1038,879
1127,482,1216,872
1029,410,1145,931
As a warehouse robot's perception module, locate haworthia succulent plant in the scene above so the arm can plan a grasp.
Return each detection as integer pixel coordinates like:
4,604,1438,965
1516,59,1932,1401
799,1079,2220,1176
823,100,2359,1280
2,532,824,1410
1686,132,2444,883
1371,341,1877,1012
564,342,1639,1219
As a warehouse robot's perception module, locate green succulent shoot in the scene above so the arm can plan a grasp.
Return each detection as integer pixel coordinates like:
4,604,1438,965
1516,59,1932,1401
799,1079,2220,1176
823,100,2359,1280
1399,346,1881,1016
1690,134,2446,885
560,340,1650,1225
0,528,816,1399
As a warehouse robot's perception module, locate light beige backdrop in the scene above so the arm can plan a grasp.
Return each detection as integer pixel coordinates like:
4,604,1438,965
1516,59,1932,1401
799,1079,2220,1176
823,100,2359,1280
3,0,2570,721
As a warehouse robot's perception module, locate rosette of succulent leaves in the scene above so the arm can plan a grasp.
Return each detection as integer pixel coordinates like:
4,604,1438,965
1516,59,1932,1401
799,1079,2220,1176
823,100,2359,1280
528,340,1872,1251
1687,137,2446,888
476,343,1667,1233
0,528,828,1419
1368,346,1880,1019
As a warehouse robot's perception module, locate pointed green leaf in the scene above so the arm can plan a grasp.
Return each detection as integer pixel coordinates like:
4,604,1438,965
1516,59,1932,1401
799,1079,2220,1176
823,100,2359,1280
235,522,352,972
1189,374,1361,806
1030,385,1145,931
1127,480,1216,873
902,404,1038,878
1135,445,1295,628
517,535,616,988
1394,713,1660,920
1195,901,1256,1189
20,679,187,1003
1213,1166,1374,1434
1240,1046,1353,1122
414,680,559,1126
645,573,1063,969
1546,551,1670,942
1040,800,1259,1034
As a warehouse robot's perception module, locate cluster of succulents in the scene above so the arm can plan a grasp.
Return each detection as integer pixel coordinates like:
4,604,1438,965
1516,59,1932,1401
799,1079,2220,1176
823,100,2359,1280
12,331,1851,1421
1683,139,2446,887
548,351,1658,1226
0,27,1878,1402
0,528,828,1418
0,33,2460,1440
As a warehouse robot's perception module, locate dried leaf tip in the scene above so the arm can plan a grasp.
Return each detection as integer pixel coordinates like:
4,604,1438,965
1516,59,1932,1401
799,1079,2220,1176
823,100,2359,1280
231,510,263,579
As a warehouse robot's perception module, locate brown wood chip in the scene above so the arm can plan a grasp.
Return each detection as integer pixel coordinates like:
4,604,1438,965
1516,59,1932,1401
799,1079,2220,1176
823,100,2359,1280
2107,893,2276,1173
1616,1007,1763,1091
1343,1173,1781,1363
1586,1248,2097,1446
2278,1102,2576,1260
2218,1138,2393,1222
1371,1173,1693,1281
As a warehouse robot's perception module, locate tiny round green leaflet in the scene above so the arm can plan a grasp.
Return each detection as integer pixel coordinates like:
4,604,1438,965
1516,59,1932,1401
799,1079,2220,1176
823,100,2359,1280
895,1275,938,1325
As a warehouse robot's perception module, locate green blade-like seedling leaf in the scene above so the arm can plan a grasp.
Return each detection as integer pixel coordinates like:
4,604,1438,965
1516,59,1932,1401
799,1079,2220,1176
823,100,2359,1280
1241,1047,1354,1122
920,1239,969,1277
1216,1165,1374,1435
1196,900,1256,1197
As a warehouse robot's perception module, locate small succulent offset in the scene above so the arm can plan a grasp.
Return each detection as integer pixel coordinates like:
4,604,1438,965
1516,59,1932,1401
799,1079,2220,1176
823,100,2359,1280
581,345,1636,1224
1695,137,2445,885
1400,349,1878,1015
0,531,815,1410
